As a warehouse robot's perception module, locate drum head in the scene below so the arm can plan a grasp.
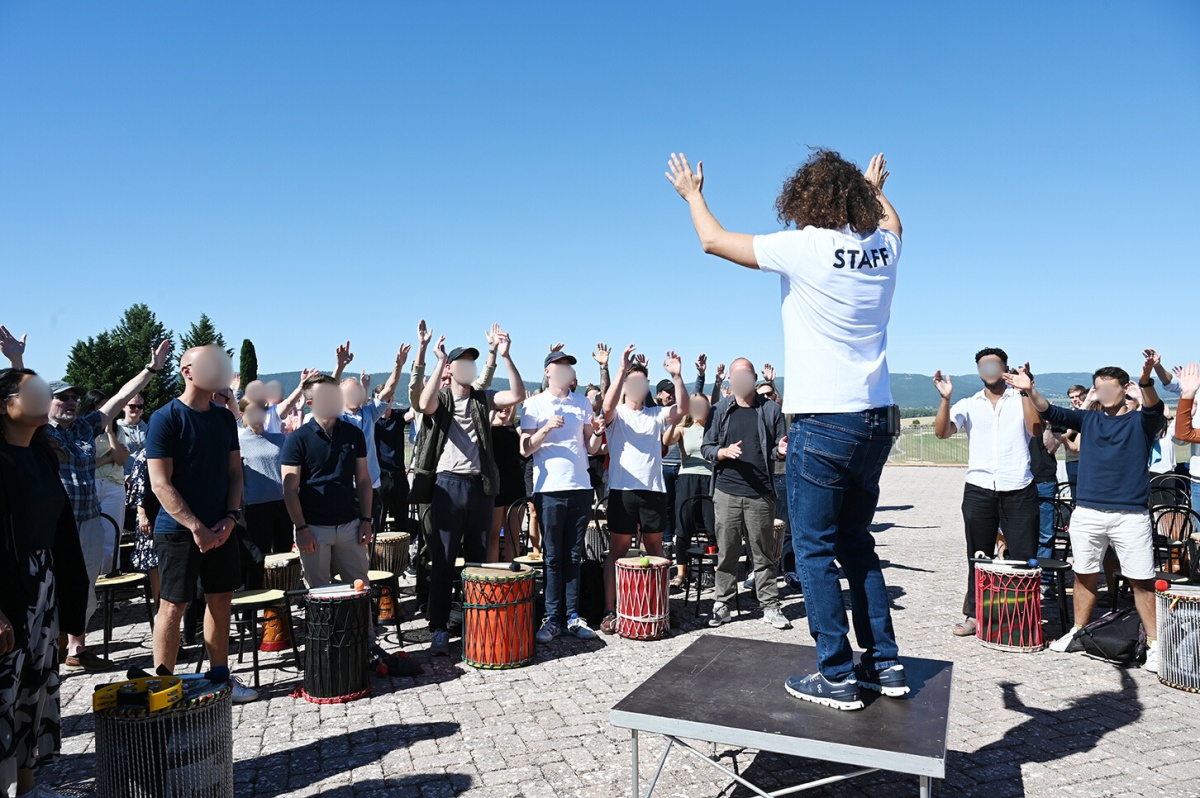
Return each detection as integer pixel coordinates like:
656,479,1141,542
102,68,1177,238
376,532,409,543
617,556,670,567
264,552,299,568
463,565,533,581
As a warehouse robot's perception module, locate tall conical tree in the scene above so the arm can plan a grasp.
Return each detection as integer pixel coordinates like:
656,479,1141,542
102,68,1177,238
179,313,233,357
239,339,259,383
64,303,179,413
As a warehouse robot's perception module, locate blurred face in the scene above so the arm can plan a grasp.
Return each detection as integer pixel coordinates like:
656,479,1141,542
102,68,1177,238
586,388,600,404
1093,376,1126,410
491,405,515,426
183,346,234,393
50,390,79,425
2,375,52,429
1068,390,1086,409
977,355,1006,389
265,380,283,404
308,383,344,419
729,360,757,399
124,395,144,423
243,403,267,431
243,380,267,404
689,395,710,424
657,389,675,407
340,379,366,409
625,374,648,402
450,357,478,387
546,363,576,390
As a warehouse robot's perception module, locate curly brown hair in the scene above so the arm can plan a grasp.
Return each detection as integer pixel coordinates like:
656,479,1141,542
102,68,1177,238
774,148,883,234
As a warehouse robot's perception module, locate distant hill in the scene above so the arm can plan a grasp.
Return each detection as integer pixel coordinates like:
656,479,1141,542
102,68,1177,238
258,369,1123,412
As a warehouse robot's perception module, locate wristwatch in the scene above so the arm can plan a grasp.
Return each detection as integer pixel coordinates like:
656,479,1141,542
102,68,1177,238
224,508,242,523
146,364,161,374
359,516,373,525
1139,379,1154,388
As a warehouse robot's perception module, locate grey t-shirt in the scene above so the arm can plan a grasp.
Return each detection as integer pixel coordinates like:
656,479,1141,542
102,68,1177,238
436,390,496,476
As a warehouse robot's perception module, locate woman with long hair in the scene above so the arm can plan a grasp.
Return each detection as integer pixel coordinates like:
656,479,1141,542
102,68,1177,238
0,368,89,798
663,392,713,590
80,390,128,574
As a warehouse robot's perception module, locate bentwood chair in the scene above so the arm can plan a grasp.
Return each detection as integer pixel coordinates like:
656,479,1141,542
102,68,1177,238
94,512,156,661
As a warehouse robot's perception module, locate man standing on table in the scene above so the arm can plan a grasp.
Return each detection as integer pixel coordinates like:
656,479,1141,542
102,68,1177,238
701,357,790,631
148,345,257,702
933,347,1041,638
667,148,907,710
521,350,606,643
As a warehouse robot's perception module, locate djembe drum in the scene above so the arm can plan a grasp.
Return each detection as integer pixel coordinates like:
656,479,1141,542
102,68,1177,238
260,552,302,652
975,557,1044,652
461,566,536,669
1155,580,1200,693
372,532,410,621
616,556,671,640
300,585,371,703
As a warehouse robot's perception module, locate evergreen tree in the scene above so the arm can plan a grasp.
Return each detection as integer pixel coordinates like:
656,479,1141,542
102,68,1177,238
179,313,231,355
64,303,179,413
239,338,258,383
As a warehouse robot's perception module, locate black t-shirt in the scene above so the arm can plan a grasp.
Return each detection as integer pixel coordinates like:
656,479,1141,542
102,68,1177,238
376,412,408,475
1,441,65,552
1029,436,1058,484
715,404,772,498
146,399,240,534
280,418,368,526
491,425,526,498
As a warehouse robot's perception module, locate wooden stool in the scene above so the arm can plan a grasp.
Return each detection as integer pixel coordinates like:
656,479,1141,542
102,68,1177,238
95,571,155,661
199,588,300,689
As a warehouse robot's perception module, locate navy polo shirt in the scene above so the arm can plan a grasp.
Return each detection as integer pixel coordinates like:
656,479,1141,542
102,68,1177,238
376,411,408,475
280,418,367,527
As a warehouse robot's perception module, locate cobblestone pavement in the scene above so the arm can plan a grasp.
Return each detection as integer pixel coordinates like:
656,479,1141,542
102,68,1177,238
42,467,1200,797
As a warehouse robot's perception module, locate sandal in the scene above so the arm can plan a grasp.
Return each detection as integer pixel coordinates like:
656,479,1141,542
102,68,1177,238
669,576,686,591
952,618,976,637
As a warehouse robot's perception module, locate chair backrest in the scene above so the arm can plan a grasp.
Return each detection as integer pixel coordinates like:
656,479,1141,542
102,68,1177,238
1149,474,1191,510
1149,505,1199,578
1037,496,1073,558
681,494,715,544
98,512,123,579
1055,482,1076,507
504,496,539,557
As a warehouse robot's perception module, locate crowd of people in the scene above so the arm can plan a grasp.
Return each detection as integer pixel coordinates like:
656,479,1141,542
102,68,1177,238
2,146,920,796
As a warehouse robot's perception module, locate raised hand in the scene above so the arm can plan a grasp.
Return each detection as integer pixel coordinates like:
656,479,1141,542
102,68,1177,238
1125,381,1143,405
620,344,637,369
933,370,953,398
1142,350,1159,377
1002,365,1034,392
336,341,354,368
632,354,648,368
484,323,501,350
433,336,448,362
663,351,682,378
300,367,320,383
150,340,172,371
496,328,512,358
396,343,412,367
549,342,565,353
0,326,27,364
418,320,432,349
593,343,611,367
230,373,241,392
864,153,890,191
360,371,371,391
762,363,775,382
695,354,707,375
715,363,727,383
1178,364,1200,398
665,152,704,201
590,415,606,435
1085,386,1099,407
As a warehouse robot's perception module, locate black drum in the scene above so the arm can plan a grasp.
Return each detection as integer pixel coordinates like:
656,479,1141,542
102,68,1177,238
301,586,371,703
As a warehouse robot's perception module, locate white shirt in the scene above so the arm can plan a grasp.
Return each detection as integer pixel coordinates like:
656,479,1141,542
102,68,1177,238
754,226,901,414
607,404,673,493
949,387,1033,491
520,391,593,493
264,404,283,435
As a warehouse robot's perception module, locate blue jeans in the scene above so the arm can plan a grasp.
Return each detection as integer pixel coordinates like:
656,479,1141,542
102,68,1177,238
773,472,798,579
662,464,680,547
788,410,899,681
1036,480,1056,584
536,489,591,623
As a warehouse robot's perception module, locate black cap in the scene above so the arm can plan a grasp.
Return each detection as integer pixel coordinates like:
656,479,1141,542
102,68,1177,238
47,380,83,398
447,347,480,364
656,379,675,395
544,352,577,368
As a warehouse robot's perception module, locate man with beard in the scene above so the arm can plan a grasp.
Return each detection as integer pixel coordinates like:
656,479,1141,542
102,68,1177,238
934,347,1041,638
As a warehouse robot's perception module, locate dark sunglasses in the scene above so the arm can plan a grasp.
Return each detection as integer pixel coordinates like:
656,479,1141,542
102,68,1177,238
127,403,145,410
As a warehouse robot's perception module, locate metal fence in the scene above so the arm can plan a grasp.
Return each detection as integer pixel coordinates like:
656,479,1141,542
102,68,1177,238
887,426,969,465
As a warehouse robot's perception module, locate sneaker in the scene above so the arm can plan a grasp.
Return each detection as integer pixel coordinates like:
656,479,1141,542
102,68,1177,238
535,617,561,643
230,675,259,704
784,672,864,711
1144,641,1159,674
762,606,792,630
599,612,618,635
65,649,113,672
784,573,803,593
1049,626,1082,653
707,602,731,628
855,662,911,697
567,615,597,640
429,628,450,657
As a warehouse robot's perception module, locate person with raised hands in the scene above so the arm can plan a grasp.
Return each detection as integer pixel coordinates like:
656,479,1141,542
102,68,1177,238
1004,353,1165,672
1171,362,1200,445
412,327,527,656
0,325,27,369
596,345,687,635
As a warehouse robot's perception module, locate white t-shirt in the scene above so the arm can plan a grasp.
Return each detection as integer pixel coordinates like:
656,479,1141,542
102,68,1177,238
607,404,673,493
520,391,593,493
754,226,901,414
949,388,1033,492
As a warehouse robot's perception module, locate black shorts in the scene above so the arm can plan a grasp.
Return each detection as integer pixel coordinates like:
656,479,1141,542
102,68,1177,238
156,531,242,603
607,489,667,536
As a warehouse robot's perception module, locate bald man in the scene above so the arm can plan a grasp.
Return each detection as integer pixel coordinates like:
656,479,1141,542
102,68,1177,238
147,345,256,703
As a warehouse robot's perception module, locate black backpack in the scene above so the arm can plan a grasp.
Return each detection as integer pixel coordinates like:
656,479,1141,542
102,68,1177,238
1070,608,1146,665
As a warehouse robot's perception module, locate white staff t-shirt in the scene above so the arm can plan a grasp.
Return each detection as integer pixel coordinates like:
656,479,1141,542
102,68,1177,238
753,225,901,414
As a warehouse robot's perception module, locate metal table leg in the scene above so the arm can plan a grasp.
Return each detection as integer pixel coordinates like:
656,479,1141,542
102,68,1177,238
631,729,638,798
920,775,931,797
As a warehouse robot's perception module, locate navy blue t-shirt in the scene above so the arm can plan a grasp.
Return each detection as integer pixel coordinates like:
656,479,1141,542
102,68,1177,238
280,418,367,526
1040,401,1164,512
376,411,408,475
146,400,240,535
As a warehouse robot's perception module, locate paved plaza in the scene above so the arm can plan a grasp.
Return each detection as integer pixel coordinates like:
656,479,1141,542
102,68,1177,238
42,466,1200,797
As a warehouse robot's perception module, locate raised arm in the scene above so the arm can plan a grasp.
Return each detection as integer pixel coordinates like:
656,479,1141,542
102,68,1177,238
99,340,172,425
411,319,433,408
380,344,410,405
864,153,902,239
1173,364,1200,444
1017,362,1043,436
933,371,957,439
476,324,502,391
0,326,27,370
332,341,354,382
603,344,636,424
666,153,758,269
593,343,612,396
710,362,726,407
1136,352,1161,410
491,329,527,409
419,337,447,416
278,368,318,419
662,351,688,426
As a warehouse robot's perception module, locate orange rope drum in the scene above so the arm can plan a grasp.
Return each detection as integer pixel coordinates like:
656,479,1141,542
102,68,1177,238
461,566,536,669
616,556,671,640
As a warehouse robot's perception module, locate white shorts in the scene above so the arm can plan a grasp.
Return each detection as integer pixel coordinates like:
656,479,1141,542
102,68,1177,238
1068,506,1154,580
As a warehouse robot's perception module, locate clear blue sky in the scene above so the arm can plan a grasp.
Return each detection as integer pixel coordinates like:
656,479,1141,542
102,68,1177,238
2,2,1197,384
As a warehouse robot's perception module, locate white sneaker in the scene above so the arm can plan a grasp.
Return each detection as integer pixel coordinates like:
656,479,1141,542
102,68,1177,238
1144,642,1159,674
1049,626,1081,653
230,675,259,704
567,615,597,639
762,606,792,630
707,602,731,628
